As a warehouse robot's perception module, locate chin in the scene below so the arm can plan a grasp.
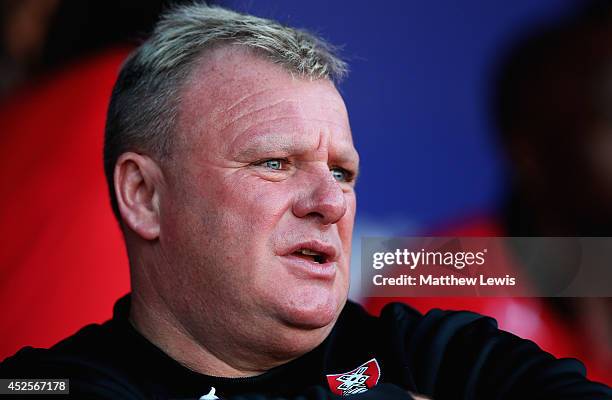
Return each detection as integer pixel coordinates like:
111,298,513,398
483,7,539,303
277,285,346,330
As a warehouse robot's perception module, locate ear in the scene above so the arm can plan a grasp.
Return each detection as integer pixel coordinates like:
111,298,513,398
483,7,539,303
114,152,163,240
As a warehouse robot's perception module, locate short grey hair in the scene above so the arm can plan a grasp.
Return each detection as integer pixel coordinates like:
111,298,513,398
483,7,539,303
104,2,348,220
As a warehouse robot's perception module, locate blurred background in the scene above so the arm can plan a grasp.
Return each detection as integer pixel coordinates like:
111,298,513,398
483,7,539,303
0,0,610,385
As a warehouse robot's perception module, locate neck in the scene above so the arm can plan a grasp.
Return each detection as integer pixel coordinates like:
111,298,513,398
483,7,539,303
129,291,290,377
125,240,333,377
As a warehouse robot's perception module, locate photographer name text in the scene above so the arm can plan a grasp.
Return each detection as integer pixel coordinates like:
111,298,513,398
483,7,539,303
370,248,516,287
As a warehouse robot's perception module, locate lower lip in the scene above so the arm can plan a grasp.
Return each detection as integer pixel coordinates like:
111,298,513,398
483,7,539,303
279,255,337,280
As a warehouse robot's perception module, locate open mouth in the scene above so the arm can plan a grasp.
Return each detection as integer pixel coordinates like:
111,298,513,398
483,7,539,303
292,249,327,264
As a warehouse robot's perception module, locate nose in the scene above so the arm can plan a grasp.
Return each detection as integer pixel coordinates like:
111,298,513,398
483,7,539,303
292,168,347,225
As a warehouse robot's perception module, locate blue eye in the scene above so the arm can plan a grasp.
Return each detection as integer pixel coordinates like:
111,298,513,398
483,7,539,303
331,167,349,182
262,159,284,170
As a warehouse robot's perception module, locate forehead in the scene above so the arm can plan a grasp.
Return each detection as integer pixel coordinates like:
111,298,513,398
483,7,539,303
175,46,354,154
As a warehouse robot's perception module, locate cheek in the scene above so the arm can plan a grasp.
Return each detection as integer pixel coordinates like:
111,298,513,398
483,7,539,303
176,173,295,260
158,175,295,294
228,179,290,219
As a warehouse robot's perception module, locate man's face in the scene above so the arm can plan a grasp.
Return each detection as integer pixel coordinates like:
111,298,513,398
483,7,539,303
155,47,358,357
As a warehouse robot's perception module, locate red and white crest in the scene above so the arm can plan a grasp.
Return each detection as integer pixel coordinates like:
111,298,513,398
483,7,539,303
326,358,381,396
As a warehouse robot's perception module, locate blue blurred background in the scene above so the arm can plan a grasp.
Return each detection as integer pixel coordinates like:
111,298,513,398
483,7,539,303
218,0,577,232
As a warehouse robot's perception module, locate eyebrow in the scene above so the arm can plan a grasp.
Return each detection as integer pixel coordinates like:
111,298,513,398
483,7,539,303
231,131,360,172
331,149,360,177
231,131,301,159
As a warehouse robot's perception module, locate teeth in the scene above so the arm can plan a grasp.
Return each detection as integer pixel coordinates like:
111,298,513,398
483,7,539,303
300,249,320,256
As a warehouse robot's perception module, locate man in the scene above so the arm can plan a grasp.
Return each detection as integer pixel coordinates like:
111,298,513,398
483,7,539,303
1,3,610,399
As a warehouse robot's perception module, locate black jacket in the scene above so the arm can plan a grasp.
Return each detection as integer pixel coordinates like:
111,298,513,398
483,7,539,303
1,295,610,399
